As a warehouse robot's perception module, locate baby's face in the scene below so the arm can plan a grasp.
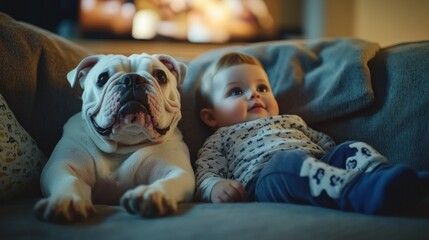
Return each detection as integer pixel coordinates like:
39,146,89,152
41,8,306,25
208,64,279,128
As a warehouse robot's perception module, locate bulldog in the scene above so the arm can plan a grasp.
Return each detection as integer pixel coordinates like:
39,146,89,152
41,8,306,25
33,53,195,223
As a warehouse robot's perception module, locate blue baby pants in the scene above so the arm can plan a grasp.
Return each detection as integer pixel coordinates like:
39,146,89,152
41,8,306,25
248,141,423,215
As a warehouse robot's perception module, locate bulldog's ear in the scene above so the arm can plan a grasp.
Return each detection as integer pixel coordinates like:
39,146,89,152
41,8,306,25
67,55,101,89
155,54,187,85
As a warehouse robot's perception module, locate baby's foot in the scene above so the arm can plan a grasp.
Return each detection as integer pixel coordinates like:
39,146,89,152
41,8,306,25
341,164,420,215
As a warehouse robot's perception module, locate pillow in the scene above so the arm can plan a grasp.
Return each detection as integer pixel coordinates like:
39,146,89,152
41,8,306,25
0,94,46,199
179,38,381,163
0,12,92,156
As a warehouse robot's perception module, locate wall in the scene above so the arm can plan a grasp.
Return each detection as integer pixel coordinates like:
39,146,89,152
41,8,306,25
265,0,302,38
302,0,429,46
354,0,429,46
302,0,355,40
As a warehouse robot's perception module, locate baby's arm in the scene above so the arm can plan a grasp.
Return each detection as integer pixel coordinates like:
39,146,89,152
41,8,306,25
211,179,248,203
195,141,230,201
195,132,248,202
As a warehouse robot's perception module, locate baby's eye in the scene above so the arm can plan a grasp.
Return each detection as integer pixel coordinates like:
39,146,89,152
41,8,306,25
257,85,269,93
228,87,243,97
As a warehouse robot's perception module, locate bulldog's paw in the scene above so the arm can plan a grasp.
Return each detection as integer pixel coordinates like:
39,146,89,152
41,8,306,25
33,194,95,223
120,185,177,218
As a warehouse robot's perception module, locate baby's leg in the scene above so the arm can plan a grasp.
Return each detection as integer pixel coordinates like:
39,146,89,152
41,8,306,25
340,164,420,214
254,150,356,208
254,150,421,215
418,172,429,198
322,141,422,214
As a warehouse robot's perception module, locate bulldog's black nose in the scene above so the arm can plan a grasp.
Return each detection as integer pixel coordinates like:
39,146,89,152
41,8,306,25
119,74,145,87
118,73,148,104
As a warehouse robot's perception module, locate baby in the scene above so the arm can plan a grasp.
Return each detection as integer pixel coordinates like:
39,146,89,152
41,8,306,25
194,51,428,215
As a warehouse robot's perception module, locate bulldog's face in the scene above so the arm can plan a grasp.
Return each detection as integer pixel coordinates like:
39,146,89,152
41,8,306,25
67,53,187,148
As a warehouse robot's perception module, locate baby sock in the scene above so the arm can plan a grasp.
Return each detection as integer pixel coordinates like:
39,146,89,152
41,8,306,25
342,142,388,173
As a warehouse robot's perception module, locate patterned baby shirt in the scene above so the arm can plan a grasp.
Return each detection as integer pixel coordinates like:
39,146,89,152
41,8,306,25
195,114,336,201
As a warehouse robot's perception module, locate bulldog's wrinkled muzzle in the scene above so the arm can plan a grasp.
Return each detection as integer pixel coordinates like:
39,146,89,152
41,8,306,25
119,74,146,98
91,73,170,137
118,73,149,117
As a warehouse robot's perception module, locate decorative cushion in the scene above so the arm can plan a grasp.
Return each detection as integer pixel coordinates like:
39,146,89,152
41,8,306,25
179,38,381,162
0,94,46,199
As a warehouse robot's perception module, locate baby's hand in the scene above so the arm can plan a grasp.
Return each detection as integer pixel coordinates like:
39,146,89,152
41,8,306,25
211,179,248,203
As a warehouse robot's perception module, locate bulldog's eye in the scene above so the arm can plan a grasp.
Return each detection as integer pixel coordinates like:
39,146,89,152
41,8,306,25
154,70,167,85
97,72,110,87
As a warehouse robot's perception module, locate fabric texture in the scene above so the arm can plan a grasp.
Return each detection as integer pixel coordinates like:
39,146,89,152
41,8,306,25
2,199,429,240
314,41,429,170
0,94,46,199
180,38,381,163
0,12,92,156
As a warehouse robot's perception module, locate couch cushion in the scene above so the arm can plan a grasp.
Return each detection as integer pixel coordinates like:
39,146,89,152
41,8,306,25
314,40,429,170
2,199,429,240
180,39,380,162
0,12,93,156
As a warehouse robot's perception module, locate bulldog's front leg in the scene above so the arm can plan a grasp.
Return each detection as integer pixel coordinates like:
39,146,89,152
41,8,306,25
34,176,95,223
119,165,194,218
119,140,195,218
33,139,96,223
120,185,177,217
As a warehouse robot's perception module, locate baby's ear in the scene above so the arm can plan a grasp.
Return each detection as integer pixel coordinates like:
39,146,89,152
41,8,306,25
200,108,218,129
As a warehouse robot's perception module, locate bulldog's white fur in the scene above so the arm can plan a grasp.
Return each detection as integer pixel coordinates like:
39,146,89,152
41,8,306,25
34,53,195,223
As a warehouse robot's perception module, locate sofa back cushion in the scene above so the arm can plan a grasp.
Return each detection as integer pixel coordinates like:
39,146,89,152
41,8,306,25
0,12,92,156
314,41,429,170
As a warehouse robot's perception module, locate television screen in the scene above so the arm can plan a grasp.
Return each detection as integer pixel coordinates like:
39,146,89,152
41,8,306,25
79,0,278,43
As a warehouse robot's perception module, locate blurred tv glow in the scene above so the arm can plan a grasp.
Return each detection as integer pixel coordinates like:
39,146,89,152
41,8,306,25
79,0,276,43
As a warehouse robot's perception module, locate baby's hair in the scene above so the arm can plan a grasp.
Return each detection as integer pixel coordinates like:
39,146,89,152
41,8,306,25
198,52,263,109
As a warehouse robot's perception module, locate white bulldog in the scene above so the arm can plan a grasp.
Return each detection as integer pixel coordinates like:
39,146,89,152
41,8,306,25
34,53,195,223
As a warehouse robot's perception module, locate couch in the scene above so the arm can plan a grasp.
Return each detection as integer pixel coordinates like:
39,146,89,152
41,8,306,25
1,12,429,240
